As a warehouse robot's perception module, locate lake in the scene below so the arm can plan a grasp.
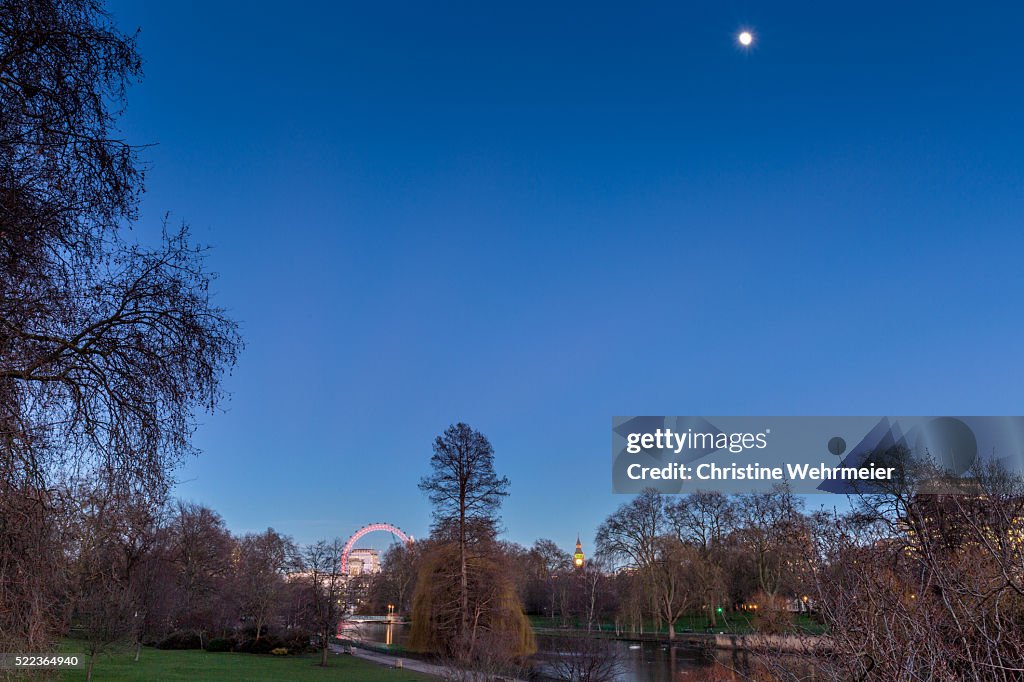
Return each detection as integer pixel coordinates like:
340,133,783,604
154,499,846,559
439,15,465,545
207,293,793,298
347,622,765,680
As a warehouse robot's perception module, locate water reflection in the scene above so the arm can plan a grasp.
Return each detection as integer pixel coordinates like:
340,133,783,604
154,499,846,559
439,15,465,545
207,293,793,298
350,623,812,680
347,622,405,651
533,637,713,681
352,623,726,680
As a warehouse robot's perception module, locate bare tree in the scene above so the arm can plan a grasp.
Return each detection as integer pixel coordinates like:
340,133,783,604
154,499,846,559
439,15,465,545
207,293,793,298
0,482,69,652
735,486,805,599
595,488,667,571
235,528,297,639
529,538,571,621
169,502,236,643
67,485,141,681
365,542,419,616
649,537,700,639
75,550,136,682
765,457,1024,681
595,489,668,633
301,539,346,667
1,0,240,654
418,422,510,658
126,516,184,655
577,553,614,632
666,492,736,626
667,491,737,554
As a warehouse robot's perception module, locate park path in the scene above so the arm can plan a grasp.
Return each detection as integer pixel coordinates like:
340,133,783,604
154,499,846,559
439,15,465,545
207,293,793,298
334,644,446,678
330,642,529,681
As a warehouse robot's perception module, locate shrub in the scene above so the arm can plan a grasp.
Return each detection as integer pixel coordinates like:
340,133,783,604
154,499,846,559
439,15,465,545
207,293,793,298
236,637,278,655
280,631,313,654
156,631,203,650
271,647,289,656
205,637,235,652
239,625,260,639
230,631,310,655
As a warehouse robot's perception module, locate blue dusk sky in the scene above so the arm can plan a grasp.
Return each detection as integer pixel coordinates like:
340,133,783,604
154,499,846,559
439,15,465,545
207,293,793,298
106,1,1024,554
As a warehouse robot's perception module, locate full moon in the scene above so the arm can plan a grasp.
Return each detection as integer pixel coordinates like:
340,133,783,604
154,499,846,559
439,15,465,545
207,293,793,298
738,31,753,47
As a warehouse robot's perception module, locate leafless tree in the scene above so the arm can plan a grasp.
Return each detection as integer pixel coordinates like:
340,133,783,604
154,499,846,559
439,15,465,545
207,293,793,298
528,538,571,621
667,491,736,626
763,456,1024,681
1,0,240,654
575,553,613,632
595,488,667,571
168,502,236,643
73,542,136,682
649,537,701,639
300,539,346,667
66,483,167,674
611,570,647,636
365,542,420,616
235,528,297,639
0,481,68,653
596,489,671,633
118,510,194,653
418,423,510,659
735,486,805,599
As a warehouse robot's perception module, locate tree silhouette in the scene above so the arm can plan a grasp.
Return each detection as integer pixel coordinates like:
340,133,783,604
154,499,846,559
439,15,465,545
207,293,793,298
1,0,241,652
417,422,513,660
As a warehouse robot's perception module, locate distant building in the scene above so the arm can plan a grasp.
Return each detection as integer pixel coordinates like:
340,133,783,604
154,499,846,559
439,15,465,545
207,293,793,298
573,536,585,569
904,482,1024,553
347,548,381,576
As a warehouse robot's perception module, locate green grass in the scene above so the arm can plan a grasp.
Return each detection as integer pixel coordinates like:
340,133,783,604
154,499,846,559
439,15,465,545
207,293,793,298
59,647,437,682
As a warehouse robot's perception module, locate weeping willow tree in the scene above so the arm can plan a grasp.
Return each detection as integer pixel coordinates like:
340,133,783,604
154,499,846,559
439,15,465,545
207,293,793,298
409,542,535,662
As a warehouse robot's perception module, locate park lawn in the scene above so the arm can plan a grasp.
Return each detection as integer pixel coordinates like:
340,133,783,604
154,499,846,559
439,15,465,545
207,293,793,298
59,647,437,682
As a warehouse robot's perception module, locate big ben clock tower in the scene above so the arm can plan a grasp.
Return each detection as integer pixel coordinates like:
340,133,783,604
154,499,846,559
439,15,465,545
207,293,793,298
573,536,585,569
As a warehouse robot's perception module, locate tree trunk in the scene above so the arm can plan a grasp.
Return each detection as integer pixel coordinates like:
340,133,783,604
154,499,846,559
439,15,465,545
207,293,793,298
460,547,468,629
459,491,469,657
87,652,96,682
320,643,328,666
134,639,142,662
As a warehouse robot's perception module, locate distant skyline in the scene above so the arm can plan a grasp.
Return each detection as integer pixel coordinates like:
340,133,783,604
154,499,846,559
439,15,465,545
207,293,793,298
107,1,1024,553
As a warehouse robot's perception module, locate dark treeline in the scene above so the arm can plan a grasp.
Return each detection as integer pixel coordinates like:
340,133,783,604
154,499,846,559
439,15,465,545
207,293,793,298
66,490,361,672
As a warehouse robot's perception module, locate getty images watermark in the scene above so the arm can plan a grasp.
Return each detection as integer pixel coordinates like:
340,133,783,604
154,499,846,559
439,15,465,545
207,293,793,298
611,416,1024,495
